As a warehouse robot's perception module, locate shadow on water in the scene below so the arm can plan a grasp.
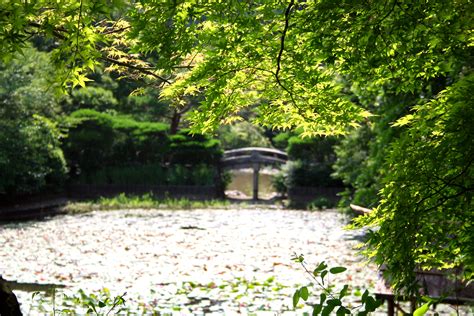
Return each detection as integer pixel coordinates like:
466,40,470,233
0,209,67,229
6,280,66,297
0,203,67,225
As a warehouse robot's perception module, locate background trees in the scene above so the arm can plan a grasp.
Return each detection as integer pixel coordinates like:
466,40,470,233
0,47,67,201
1,0,472,294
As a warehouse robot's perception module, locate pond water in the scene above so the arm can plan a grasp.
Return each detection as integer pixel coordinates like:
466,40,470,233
226,169,277,199
0,208,381,315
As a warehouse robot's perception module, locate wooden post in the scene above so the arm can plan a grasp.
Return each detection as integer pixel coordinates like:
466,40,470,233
387,297,395,316
252,163,260,201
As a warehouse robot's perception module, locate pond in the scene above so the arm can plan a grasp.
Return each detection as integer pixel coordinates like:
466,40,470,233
0,208,377,314
226,169,278,199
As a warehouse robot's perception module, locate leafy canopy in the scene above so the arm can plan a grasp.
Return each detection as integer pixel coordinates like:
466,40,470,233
354,74,474,291
8,0,472,135
1,0,473,293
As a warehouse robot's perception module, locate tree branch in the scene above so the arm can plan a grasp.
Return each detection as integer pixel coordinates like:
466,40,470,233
29,20,172,85
273,0,305,112
275,0,295,87
28,22,67,40
100,56,171,84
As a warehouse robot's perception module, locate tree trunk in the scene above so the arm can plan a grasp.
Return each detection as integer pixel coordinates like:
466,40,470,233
170,110,181,135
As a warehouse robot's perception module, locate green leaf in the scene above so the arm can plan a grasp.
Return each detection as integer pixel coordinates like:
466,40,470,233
313,304,322,316
327,298,342,306
329,267,347,274
320,293,327,305
414,303,430,316
292,254,305,263
321,304,336,316
313,261,328,276
321,270,328,284
293,290,300,308
339,284,349,298
300,286,309,301
361,289,369,303
364,296,381,312
336,306,351,315
392,114,414,127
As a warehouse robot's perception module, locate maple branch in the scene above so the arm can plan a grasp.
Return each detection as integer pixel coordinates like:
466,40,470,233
28,22,67,40
100,56,172,84
274,0,300,109
275,0,295,85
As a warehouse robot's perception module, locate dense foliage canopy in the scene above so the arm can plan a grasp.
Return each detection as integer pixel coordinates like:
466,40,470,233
1,0,473,294
64,109,221,185
0,48,67,200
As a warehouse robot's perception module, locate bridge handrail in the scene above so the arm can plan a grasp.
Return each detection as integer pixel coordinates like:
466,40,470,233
224,147,287,157
221,155,287,165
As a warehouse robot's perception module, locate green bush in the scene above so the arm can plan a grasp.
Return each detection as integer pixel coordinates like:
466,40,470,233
64,109,169,173
75,164,216,186
271,170,288,196
287,136,337,162
0,116,67,199
332,93,411,210
63,111,222,186
64,110,117,174
168,129,222,165
70,86,118,112
273,136,342,200
307,197,334,210
272,131,292,150
289,161,341,187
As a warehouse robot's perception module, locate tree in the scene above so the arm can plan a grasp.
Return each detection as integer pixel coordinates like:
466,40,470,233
1,0,472,293
0,47,67,200
354,74,474,292
216,121,272,150
332,91,416,210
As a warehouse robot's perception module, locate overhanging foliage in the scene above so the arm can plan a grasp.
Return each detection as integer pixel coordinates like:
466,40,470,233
1,0,473,294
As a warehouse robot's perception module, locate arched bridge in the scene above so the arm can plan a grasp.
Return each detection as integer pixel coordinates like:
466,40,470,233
222,147,288,200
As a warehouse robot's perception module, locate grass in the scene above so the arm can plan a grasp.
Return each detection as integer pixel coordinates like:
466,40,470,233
63,193,232,213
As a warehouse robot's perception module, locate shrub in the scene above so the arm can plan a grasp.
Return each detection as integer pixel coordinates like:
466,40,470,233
0,116,67,200
63,111,223,186
307,197,334,210
70,86,118,112
168,129,222,165
272,170,288,196
287,136,338,162
283,136,342,188
272,131,292,150
279,160,341,189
